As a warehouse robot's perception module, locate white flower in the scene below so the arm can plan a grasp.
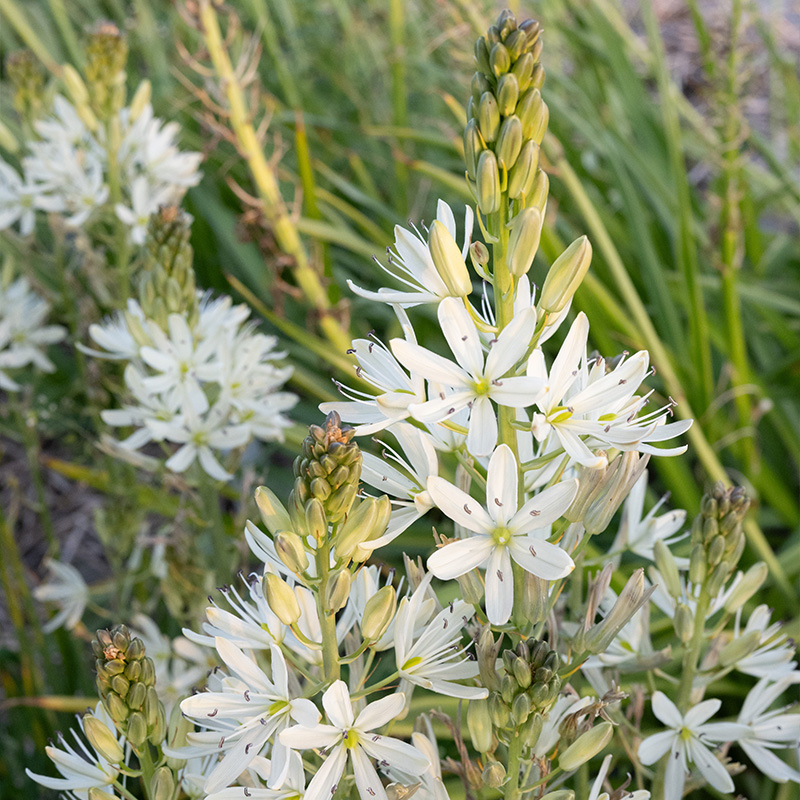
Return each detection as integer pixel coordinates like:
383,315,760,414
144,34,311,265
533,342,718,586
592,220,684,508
527,313,691,467
180,638,319,793
638,692,746,800
731,605,800,680
392,297,542,456
32,558,90,633
0,160,39,235
0,276,66,390
115,175,169,244
26,705,124,794
533,693,593,758
393,573,486,699
612,470,686,562
280,681,430,800
348,200,473,306
204,751,307,800
426,444,577,625
589,754,650,800
381,722,450,800
737,677,800,783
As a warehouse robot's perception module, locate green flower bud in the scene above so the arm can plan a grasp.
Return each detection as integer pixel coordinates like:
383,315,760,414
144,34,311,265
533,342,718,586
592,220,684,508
719,629,762,667
150,766,176,800
336,497,379,561
507,140,539,199
110,674,130,698
89,790,118,800
490,694,510,728
478,92,500,143
512,692,532,725
653,539,682,600
497,73,520,116
62,64,90,107
558,722,613,772
482,760,506,788
127,681,146,710
324,568,351,613
129,79,152,121
673,603,694,643
507,207,543,277
521,711,543,748
529,169,549,212
477,150,501,215
274,531,309,574
496,115,523,169
467,697,494,753
512,656,532,689
689,544,706,586
707,534,726,566
304,498,327,541
724,562,767,613
126,711,148,748
511,52,535,92
263,573,301,625
504,28,527,60
361,585,397,641
583,452,649,536
464,119,486,180
517,89,543,139
539,792,575,800
471,72,492,106
474,37,491,75
707,562,729,597
455,567,484,606
83,714,125,763
500,674,518,704
429,219,472,296
490,42,511,76
538,236,592,315
584,569,654,653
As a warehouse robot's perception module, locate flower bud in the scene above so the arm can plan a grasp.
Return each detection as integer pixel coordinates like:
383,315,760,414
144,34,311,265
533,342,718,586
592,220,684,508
564,458,608,523
516,571,548,631
429,220,472,296
89,790,118,800
724,562,767,613
538,236,592,315
507,140,539,199
719,629,762,667
275,531,309,574
126,711,148,748
558,721,613,772
482,760,506,788
490,42,511,76
477,626,502,692
455,567,484,606
496,115,523,169
673,603,694,643
584,569,653,653
477,150,501,215
517,89,543,139
62,64,90,107
496,73,520,116
469,241,490,270
255,486,292,536
530,169,549,212
324,568,351,613
521,711,544,748
336,497,379,560
464,119,486,179
478,92,500,143
512,692,532,725
474,37,491,75
653,539,682,600
129,80,152,121
467,697,493,753
706,562,729,598
361,585,396,641
507,207,543,278
539,792,575,800
150,766,176,800
689,544,706,586
490,694,510,728
263,574,301,625
511,52,535,92
304,498,328,540
583,452,649,535
83,714,124,763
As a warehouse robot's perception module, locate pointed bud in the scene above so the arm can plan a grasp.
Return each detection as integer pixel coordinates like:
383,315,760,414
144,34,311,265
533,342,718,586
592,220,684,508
507,207,543,277
539,236,592,314
653,539,682,600
263,573,301,625
490,42,511,76
512,692,532,725
724,562,767,613
89,790,118,800
673,603,694,643
539,792,575,800
496,115,523,170
455,567,484,606
558,722,613,772
467,698,493,753
129,80,152,121
564,458,608,523
336,498,379,561
324,569,351,613
478,92,500,143
126,711,148,748
511,52,535,92
464,119,486,179
477,150,501,215
719,630,762,667
255,486,292,536
516,571,549,630
584,569,653,653
508,140,539,199
150,766,175,800
83,715,124,763
361,585,397,641
275,531,309,574
429,220,472,296
496,73,520,116
521,711,544,748
482,760,506,788
474,38,491,75
62,64,90,107
689,544,706,586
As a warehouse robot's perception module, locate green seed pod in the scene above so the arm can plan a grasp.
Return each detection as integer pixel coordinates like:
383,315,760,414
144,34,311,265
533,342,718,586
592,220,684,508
478,92,500,143
507,140,539,199
507,207,543,277
558,722,613,772
467,697,493,753
511,52,535,92
496,115,523,169
476,150,501,215
490,42,511,76
496,73,520,116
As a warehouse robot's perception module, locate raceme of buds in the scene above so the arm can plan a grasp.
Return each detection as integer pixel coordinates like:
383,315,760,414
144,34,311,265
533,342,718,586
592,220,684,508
85,22,129,119
361,585,397,641
7,50,46,125
558,721,614,772
293,412,362,524
263,573,301,625
92,625,166,748
538,236,592,315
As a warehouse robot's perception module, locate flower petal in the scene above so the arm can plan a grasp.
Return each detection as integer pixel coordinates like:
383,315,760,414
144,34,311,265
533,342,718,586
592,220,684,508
426,476,493,533
427,536,493,580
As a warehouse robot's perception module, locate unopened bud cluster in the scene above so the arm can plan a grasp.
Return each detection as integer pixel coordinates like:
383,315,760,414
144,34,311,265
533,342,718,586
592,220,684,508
85,23,129,120
7,50,46,126
137,207,198,330
93,624,166,749
688,482,750,593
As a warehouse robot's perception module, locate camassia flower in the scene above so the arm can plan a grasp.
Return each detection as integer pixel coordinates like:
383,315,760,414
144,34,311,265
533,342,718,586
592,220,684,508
280,681,430,800
392,297,543,456
426,444,577,625
32,558,89,633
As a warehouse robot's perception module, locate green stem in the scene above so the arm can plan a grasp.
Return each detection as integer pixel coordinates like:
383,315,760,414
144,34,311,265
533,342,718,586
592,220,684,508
315,532,340,684
137,743,156,800
504,729,524,800
677,587,711,709
104,117,132,302
200,475,229,583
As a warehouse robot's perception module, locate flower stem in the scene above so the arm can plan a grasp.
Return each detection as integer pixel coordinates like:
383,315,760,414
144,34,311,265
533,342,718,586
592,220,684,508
504,729,524,800
315,533,340,685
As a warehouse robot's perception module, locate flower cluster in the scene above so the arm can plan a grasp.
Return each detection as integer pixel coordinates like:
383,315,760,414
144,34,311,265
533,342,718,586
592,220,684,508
0,274,65,391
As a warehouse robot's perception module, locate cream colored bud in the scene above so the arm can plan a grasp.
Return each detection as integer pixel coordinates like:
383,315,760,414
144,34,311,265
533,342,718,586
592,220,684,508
530,169,549,212
470,241,490,269
336,497,379,561
255,486,292,536
653,539,683,600
150,766,176,800
129,80,152,121
83,714,124,763
429,220,472,296
507,207,543,277
467,697,493,753
275,531,309,573
464,119,486,179
62,64,89,106
564,458,607,523
507,140,539,199
538,236,592,314
456,568,484,606
482,760,506,788
0,121,19,154
88,790,118,800
689,544,706,586
719,630,762,667
724,562,768,613
478,91,500,143
324,568,351,613
558,721,613,772
477,150,501,215
496,115,523,169
539,792,575,800
673,603,694,643
361,585,396,641
584,569,653,653
263,573,301,625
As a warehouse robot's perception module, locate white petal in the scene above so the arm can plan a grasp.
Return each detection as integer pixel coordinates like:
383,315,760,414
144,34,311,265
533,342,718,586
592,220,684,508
486,444,518,526
279,724,341,750
664,745,687,800
438,297,483,377
509,538,574,580
485,307,536,378
484,547,513,625
390,339,469,387
510,479,578,534
350,745,389,800
466,396,498,457
322,681,355,729
354,693,406,732
427,536,493,580
489,375,545,407
360,734,432,775
652,692,683,729
684,698,721,729
687,739,733,793
426,476,493,533
303,744,347,800
638,731,677,765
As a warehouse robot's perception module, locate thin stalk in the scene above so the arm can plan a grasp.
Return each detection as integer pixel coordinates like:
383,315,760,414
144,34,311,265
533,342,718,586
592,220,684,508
103,116,132,302
314,530,340,684
198,0,351,355
200,475,230,583
505,730,524,800
389,0,409,214
47,0,82,67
